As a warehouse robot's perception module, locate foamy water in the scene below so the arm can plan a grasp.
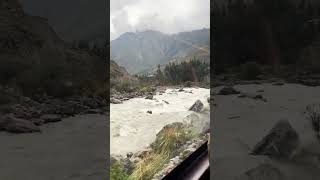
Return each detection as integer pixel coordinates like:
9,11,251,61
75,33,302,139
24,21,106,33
110,87,210,156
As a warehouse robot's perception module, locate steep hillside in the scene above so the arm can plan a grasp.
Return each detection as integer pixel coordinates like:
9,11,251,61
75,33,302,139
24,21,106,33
111,29,210,74
19,0,106,43
0,0,107,97
110,60,131,81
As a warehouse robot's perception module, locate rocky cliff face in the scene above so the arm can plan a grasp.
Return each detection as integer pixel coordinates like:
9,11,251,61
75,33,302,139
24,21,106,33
0,0,107,97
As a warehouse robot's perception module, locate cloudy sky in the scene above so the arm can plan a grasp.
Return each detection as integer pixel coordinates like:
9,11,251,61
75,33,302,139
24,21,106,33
111,0,210,40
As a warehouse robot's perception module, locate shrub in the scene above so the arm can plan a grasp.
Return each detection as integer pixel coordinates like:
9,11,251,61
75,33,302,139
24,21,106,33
110,160,129,180
129,153,168,180
306,104,320,138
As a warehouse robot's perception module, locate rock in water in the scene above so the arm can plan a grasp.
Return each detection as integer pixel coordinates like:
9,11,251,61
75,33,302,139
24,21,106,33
251,120,299,159
0,114,40,133
236,164,284,180
218,86,240,95
189,100,204,112
162,100,169,104
110,98,122,104
145,95,153,100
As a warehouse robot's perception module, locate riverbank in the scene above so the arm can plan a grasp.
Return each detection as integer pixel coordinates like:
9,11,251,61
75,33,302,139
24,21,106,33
110,87,210,179
212,82,320,180
111,87,210,156
0,86,107,133
0,114,107,180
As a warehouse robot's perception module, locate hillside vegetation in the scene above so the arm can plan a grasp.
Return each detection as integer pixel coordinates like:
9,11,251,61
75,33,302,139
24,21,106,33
0,0,107,98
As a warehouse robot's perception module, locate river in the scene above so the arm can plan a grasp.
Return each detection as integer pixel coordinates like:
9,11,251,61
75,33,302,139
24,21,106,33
110,87,210,156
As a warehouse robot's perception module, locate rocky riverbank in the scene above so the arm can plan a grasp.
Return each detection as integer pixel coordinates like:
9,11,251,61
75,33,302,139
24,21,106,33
0,86,107,133
110,87,210,179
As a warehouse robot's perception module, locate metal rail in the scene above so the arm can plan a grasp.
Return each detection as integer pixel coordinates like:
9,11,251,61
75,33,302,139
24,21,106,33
163,141,210,180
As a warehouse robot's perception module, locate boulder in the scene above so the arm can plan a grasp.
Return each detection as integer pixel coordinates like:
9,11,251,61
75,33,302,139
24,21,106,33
147,110,152,114
218,86,240,95
0,114,40,133
189,100,204,112
145,95,153,100
251,120,299,159
110,97,122,104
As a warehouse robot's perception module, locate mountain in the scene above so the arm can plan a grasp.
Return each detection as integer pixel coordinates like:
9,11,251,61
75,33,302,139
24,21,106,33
0,0,107,97
111,29,210,74
110,60,131,81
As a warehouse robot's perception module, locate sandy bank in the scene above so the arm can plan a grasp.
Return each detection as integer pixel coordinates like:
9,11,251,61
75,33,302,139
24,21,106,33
212,83,320,180
0,114,107,180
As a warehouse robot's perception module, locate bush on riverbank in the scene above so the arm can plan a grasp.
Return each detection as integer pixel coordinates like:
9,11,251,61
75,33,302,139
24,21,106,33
110,160,129,180
127,123,195,180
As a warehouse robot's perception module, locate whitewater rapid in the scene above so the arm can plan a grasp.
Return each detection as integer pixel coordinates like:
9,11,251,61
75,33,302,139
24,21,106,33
110,87,210,156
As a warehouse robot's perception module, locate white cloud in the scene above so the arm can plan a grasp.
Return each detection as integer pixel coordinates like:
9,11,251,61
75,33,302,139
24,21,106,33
110,0,210,40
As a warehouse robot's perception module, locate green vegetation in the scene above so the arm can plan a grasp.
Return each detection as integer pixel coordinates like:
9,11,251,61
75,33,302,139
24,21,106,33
110,123,196,180
110,160,129,180
161,58,209,84
129,153,168,180
145,58,209,86
129,123,194,180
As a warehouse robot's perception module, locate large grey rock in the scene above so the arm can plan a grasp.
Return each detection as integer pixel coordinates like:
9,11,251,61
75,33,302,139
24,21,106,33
189,100,204,112
251,120,299,159
236,164,284,180
0,114,40,133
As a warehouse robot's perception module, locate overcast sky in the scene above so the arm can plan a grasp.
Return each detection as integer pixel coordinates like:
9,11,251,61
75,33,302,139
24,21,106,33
110,0,210,40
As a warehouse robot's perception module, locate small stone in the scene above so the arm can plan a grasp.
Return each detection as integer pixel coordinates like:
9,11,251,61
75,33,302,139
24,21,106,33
127,152,133,158
218,86,240,95
40,114,62,123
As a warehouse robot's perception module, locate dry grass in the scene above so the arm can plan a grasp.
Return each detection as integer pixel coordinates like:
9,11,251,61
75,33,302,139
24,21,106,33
129,125,194,180
129,153,169,180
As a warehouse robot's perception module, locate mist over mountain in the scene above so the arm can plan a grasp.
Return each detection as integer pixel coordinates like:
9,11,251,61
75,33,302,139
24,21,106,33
19,0,107,43
111,28,210,74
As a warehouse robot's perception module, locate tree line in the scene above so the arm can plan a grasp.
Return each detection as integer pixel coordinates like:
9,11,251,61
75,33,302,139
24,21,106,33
213,0,320,75
151,58,209,85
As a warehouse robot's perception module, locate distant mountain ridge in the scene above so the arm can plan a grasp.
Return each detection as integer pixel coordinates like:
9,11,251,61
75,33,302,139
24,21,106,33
111,29,210,74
